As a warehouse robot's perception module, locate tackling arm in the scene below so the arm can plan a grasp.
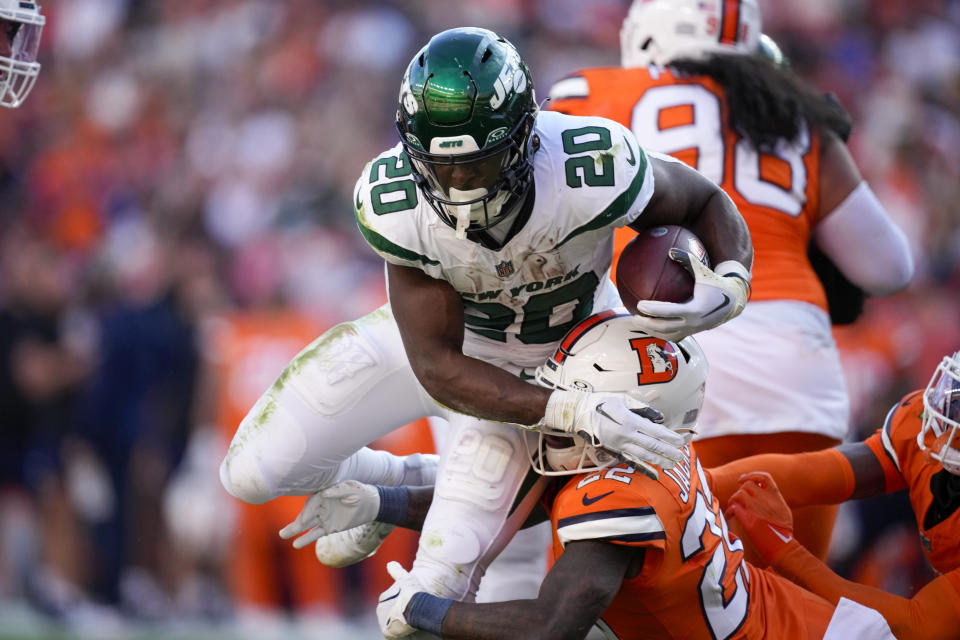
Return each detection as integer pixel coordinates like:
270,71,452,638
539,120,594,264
706,442,887,510
727,473,960,640
774,542,960,640
418,540,634,640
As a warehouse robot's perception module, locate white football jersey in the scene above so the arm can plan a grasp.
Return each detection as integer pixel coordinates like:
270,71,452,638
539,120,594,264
354,110,655,368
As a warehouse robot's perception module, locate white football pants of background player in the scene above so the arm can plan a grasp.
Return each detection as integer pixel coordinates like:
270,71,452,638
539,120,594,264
219,304,550,602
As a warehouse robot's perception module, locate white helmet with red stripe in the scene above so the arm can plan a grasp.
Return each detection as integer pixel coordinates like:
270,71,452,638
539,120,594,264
918,351,960,475
620,0,761,69
528,310,708,476
0,0,43,108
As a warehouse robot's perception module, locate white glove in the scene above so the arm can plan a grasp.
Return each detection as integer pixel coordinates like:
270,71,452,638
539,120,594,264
541,389,688,478
377,561,426,639
278,480,380,549
634,251,751,341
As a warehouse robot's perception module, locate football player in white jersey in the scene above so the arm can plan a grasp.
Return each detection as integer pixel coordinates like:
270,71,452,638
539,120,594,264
219,27,753,616
0,0,43,108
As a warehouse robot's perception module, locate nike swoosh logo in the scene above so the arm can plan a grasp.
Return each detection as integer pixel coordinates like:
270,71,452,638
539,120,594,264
582,490,614,506
624,138,636,166
768,524,793,544
594,402,622,425
518,368,535,381
705,293,731,318
355,189,363,213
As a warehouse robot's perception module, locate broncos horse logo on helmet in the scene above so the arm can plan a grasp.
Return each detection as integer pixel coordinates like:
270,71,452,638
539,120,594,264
396,27,538,241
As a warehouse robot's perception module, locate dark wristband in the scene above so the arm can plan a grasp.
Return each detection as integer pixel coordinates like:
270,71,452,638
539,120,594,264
376,485,410,526
405,591,454,635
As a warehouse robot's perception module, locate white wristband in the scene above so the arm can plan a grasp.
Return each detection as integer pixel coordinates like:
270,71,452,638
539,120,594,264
541,389,582,434
714,259,751,281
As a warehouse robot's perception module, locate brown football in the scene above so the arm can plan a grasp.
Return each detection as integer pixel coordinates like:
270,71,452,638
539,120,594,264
616,225,710,311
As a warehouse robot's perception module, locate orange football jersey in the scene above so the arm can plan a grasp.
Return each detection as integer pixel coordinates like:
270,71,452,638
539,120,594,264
864,391,960,576
549,66,827,311
549,447,833,639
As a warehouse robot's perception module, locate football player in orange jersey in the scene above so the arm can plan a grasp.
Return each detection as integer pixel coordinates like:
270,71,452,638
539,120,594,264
709,349,960,640
306,313,894,639
547,0,914,561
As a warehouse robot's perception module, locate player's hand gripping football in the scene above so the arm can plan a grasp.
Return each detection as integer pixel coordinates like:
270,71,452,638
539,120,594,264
279,480,380,549
541,389,688,479
377,561,427,639
634,251,751,341
724,471,796,567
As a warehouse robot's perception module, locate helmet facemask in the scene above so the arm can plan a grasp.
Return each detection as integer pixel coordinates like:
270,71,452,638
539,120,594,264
400,112,535,239
0,2,44,108
526,370,619,477
919,352,960,475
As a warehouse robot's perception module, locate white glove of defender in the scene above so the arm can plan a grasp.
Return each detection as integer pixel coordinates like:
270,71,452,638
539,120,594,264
541,389,687,479
634,251,751,342
279,480,380,549
377,561,426,639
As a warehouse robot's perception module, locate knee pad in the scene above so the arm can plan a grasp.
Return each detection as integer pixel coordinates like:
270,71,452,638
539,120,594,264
219,445,272,505
220,396,310,503
436,425,526,513
415,519,482,599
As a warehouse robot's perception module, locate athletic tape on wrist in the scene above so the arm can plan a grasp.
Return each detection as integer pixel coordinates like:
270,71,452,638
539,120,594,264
405,592,454,635
376,486,410,526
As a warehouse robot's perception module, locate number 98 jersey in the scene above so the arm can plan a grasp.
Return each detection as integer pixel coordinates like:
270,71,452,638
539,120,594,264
354,110,655,368
549,66,826,311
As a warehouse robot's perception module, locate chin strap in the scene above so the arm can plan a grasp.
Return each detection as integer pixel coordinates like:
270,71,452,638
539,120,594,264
453,205,471,240
448,187,488,240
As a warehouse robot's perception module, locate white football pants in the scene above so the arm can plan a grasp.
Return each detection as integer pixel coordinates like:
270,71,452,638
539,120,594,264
219,304,548,601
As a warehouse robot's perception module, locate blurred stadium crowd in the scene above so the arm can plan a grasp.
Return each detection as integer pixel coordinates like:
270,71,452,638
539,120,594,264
0,0,957,638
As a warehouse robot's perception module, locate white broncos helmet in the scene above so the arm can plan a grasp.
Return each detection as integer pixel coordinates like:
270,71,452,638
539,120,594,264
529,310,708,476
918,351,960,475
620,0,761,69
0,0,43,108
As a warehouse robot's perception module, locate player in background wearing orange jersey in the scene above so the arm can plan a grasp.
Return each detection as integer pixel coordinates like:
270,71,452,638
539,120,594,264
547,0,914,561
303,313,895,639
708,349,960,639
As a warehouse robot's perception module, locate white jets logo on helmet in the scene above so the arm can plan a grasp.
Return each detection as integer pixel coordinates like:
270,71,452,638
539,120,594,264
490,54,526,110
399,75,418,115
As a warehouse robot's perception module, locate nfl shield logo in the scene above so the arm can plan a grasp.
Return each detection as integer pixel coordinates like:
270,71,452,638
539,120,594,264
495,260,514,278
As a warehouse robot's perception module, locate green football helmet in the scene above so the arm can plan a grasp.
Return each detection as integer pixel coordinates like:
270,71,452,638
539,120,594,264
396,27,538,239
